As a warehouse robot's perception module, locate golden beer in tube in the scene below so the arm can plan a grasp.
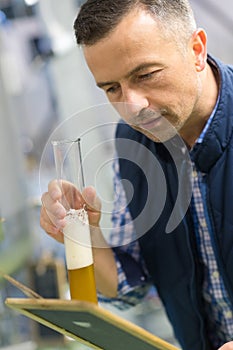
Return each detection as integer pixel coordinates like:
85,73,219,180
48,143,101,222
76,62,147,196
63,208,98,304
68,265,97,303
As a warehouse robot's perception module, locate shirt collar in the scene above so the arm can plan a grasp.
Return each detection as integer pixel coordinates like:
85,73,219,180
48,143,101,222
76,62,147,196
196,93,220,144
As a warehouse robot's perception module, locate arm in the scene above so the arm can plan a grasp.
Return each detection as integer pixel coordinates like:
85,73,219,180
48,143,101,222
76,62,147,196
40,180,118,297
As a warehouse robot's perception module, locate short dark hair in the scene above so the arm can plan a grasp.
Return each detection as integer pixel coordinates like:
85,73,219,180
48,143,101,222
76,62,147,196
74,0,196,46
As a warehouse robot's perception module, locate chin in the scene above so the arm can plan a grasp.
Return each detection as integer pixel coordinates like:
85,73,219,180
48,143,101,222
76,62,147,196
132,125,177,143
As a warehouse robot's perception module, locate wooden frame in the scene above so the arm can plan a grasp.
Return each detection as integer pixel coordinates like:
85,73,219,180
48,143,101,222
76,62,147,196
6,298,179,350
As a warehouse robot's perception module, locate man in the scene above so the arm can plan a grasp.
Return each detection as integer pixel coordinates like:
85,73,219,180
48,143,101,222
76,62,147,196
40,1,233,349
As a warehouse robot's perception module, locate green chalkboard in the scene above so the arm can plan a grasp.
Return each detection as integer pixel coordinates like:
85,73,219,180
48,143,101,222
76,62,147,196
5,299,179,350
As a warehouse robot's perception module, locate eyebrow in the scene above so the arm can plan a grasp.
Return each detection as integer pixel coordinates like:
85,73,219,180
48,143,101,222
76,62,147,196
96,62,160,89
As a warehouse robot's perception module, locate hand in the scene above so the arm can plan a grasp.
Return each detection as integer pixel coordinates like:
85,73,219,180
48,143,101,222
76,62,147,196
218,342,233,349
40,180,101,243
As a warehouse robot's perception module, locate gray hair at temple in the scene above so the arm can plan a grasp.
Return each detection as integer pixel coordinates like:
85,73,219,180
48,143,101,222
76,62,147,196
73,0,197,48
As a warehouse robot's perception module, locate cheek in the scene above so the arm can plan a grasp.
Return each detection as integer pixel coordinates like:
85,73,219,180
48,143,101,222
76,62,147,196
179,68,202,99
111,102,127,119
168,74,201,112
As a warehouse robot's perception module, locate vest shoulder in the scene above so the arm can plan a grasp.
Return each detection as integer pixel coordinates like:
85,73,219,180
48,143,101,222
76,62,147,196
116,121,141,140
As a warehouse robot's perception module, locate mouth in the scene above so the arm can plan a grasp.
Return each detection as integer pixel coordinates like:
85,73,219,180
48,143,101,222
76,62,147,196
138,116,163,130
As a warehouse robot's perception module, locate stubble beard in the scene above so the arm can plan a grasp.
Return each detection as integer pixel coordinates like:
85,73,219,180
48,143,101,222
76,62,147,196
129,107,184,143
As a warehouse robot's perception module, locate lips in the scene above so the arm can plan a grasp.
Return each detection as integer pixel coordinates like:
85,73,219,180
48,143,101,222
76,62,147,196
139,116,163,130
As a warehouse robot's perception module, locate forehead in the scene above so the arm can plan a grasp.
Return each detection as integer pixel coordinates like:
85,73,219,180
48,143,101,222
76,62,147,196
83,9,176,81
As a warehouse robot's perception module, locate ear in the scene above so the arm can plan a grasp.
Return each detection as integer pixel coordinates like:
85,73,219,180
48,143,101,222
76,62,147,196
191,29,207,72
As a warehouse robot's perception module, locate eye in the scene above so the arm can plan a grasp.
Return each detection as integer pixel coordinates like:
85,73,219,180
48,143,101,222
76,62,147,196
137,71,156,81
106,84,120,95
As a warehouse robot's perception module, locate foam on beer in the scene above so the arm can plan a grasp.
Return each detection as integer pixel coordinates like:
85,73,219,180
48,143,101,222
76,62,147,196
63,208,93,270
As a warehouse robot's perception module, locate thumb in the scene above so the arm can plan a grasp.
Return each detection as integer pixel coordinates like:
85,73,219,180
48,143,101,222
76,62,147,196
82,186,101,227
82,186,101,212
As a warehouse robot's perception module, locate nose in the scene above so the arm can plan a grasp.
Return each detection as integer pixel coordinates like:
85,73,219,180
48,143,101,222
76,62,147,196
119,87,149,120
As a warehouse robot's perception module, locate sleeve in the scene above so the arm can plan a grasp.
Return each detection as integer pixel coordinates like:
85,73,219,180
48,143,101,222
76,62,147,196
98,158,151,309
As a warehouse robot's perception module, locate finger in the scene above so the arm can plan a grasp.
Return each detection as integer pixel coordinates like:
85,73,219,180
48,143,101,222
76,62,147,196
82,186,101,227
48,179,62,201
82,186,101,212
40,206,64,243
41,192,67,225
52,179,84,210
47,179,80,209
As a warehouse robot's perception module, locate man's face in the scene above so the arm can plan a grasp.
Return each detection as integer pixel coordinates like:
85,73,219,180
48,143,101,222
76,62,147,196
84,9,206,143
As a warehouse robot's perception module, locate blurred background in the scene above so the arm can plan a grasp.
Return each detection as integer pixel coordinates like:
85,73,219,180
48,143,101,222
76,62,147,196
0,0,232,349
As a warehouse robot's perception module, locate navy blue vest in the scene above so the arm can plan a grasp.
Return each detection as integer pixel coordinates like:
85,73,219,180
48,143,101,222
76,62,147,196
115,56,233,350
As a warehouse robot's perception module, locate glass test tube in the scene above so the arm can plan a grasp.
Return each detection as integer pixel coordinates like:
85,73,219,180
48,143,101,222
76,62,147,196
52,139,98,304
